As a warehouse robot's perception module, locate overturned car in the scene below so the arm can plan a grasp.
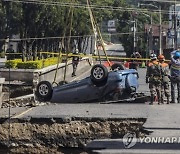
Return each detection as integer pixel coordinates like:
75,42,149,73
35,64,141,103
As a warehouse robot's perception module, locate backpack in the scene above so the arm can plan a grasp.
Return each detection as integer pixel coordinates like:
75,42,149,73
150,63,162,76
149,63,162,84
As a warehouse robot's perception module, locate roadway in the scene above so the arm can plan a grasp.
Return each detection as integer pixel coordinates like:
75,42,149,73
2,67,179,129
8,68,180,130
98,43,126,57
0,62,180,153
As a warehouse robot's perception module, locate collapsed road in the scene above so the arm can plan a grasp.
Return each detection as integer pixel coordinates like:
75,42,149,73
0,115,147,153
1,103,180,153
0,68,180,153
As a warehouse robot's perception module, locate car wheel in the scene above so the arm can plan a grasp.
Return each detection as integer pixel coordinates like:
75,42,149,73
111,63,125,71
35,81,53,102
91,64,108,83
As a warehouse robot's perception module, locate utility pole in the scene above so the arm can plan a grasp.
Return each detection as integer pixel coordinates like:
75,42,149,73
138,3,162,55
149,14,153,55
133,20,136,52
174,0,177,50
159,5,162,54
140,12,152,57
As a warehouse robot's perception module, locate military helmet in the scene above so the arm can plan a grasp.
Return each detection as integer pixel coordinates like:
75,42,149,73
150,53,157,60
74,49,79,54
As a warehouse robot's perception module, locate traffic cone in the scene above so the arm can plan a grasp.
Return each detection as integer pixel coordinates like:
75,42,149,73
141,61,146,68
124,61,129,68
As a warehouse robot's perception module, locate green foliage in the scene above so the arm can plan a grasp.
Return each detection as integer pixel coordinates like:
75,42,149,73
16,61,42,69
5,57,60,69
5,59,22,68
0,51,5,58
42,57,60,68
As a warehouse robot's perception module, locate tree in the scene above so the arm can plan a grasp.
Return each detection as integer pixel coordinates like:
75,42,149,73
0,0,155,59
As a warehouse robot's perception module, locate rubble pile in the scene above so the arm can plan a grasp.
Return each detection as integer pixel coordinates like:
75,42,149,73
1,85,35,108
1,96,35,108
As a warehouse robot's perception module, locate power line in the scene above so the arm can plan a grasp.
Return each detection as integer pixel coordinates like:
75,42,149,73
0,32,145,42
141,0,178,3
4,0,178,15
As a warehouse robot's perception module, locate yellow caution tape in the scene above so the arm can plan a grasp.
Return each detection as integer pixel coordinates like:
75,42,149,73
5,52,171,62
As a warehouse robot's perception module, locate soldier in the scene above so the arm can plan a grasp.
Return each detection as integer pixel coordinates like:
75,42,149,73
158,54,170,104
146,54,162,105
6,44,15,60
71,49,80,77
170,50,180,103
130,51,141,70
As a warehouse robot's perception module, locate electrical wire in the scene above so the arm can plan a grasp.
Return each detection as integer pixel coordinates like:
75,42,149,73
141,0,179,3
4,0,179,15
0,32,145,42
1,0,177,43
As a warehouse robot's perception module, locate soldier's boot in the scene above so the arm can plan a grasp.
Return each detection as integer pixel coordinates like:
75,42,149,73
167,97,170,104
158,97,162,105
170,98,175,103
161,97,164,104
158,100,162,105
149,96,154,105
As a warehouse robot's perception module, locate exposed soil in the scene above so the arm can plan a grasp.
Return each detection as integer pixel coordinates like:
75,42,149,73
3,85,33,99
0,118,148,153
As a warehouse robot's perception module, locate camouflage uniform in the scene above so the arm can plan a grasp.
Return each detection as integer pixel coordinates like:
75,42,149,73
159,61,170,104
72,50,80,77
146,59,162,105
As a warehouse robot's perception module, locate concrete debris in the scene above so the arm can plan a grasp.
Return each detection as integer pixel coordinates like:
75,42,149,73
1,95,48,108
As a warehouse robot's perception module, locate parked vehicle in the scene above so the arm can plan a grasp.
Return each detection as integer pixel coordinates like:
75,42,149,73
35,63,139,103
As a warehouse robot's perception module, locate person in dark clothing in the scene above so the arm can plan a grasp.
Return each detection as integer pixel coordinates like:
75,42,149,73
72,49,80,77
129,51,142,70
170,50,180,103
6,44,15,60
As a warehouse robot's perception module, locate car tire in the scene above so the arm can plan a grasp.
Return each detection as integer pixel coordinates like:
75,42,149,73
35,81,53,102
91,64,108,83
111,63,125,71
